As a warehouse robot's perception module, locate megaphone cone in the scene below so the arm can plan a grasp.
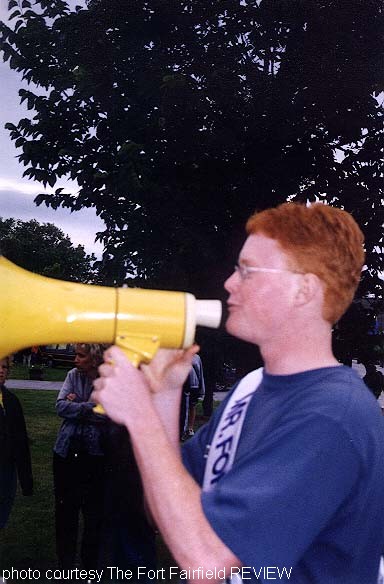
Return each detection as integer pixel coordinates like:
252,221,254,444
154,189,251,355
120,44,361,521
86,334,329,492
0,256,222,364
0,255,116,359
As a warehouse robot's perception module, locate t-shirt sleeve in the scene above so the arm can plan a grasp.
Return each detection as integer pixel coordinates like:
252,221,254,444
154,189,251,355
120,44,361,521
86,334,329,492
201,413,360,569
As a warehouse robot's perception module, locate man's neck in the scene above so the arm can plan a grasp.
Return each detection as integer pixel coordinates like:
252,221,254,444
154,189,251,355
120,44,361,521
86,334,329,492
260,323,339,376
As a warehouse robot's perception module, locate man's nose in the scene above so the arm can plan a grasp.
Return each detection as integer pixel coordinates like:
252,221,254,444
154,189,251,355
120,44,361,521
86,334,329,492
224,270,238,293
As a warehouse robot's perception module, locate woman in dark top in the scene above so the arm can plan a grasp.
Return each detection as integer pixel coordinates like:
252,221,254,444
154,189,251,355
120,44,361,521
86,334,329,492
0,356,33,529
53,343,108,571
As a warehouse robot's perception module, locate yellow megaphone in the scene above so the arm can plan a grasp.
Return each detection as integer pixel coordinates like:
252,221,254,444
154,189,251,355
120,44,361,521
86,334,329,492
0,254,222,366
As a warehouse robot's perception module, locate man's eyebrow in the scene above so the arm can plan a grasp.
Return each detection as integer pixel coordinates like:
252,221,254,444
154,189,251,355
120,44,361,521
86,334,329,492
238,258,258,266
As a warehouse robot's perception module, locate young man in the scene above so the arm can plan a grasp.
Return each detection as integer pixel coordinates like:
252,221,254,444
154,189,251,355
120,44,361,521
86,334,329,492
92,203,384,583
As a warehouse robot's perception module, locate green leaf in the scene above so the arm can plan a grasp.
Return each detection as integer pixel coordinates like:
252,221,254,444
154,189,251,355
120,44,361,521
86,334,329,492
9,55,19,69
2,47,11,62
34,193,46,206
47,174,56,188
14,19,24,31
19,89,27,103
23,9,37,17
8,9,21,19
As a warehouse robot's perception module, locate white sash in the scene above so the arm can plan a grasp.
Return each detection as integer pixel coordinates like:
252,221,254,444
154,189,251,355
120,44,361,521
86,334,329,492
378,557,384,584
202,368,263,584
203,368,263,493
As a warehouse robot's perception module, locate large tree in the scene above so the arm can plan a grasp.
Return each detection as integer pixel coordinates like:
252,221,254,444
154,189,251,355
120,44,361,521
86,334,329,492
0,217,97,282
0,0,382,386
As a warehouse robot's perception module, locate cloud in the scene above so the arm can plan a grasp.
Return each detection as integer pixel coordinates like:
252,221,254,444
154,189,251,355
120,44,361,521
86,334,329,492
0,185,104,258
0,177,63,195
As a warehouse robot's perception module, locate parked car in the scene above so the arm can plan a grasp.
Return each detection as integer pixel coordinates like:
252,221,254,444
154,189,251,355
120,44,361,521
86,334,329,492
41,344,76,368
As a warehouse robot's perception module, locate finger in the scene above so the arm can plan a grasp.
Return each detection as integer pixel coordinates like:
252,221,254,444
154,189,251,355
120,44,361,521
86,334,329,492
140,362,154,380
190,343,200,355
149,348,184,368
175,344,200,367
185,344,200,360
98,362,115,378
91,379,105,402
104,345,134,367
92,378,103,393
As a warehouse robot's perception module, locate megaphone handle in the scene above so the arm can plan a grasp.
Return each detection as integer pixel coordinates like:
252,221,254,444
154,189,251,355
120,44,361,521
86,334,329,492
93,336,160,415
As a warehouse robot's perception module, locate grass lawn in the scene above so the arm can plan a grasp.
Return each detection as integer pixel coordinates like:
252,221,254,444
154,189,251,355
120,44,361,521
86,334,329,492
0,389,213,583
9,363,70,382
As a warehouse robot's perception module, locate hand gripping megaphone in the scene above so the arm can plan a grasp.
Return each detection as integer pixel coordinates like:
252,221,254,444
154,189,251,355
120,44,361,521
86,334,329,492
0,256,222,366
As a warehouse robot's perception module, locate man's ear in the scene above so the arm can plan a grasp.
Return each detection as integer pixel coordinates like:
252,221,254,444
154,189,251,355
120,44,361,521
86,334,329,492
294,273,322,308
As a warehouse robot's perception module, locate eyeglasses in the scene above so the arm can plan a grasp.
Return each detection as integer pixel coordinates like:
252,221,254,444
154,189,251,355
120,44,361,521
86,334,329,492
234,263,304,280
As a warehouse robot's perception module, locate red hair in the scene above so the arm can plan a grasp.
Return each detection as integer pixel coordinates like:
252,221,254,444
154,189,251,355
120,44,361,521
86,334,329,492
246,202,365,324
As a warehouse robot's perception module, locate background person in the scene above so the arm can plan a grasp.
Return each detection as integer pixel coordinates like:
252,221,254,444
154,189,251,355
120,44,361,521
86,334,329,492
29,345,41,366
92,203,384,584
100,422,157,581
53,343,109,571
180,353,205,440
0,356,33,529
363,362,384,400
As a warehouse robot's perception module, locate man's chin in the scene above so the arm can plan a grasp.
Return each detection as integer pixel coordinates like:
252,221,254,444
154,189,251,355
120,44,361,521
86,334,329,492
225,316,240,337
225,317,257,345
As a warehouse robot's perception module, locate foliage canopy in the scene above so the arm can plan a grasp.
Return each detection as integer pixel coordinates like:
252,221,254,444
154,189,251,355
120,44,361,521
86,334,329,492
0,0,383,367
0,217,97,282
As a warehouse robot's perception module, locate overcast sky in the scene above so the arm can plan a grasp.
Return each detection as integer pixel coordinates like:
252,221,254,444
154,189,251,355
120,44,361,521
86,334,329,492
0,1,104,258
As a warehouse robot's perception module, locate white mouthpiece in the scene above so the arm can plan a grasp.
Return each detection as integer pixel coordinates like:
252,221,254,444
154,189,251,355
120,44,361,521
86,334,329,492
183,295,222,348
195,300,222,328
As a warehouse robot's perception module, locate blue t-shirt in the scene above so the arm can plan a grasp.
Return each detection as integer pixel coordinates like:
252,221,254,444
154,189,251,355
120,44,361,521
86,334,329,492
183,366,384,583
